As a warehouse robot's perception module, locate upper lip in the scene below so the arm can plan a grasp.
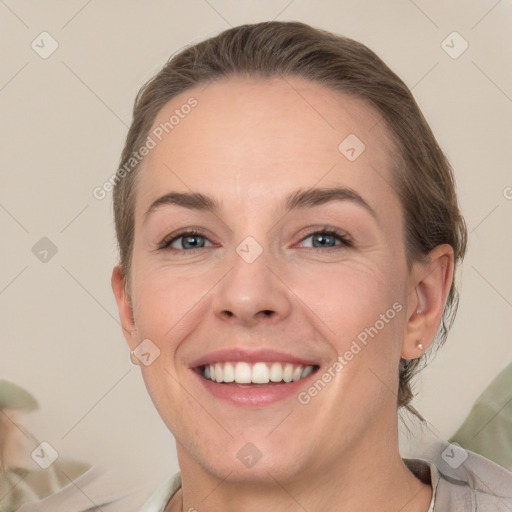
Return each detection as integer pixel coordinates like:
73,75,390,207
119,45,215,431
189,349,320,369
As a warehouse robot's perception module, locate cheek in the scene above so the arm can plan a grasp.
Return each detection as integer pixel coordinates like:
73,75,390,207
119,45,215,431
290,255,408,401
130,259,221,361
293,256,404,337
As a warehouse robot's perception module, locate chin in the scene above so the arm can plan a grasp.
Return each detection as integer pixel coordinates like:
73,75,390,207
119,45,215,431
184,434,310,484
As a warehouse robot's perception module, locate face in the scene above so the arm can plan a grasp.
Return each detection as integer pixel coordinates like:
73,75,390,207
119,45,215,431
115,77,416,482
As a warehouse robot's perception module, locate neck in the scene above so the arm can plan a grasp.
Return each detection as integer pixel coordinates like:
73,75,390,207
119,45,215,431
169,424,432,512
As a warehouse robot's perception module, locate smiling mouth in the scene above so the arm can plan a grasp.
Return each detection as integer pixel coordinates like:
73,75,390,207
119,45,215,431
197,361,320,385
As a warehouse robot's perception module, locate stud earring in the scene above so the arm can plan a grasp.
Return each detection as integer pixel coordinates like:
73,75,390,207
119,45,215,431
416,340,424,351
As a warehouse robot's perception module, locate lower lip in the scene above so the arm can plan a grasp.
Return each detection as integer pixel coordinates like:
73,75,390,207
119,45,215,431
193,369,318,407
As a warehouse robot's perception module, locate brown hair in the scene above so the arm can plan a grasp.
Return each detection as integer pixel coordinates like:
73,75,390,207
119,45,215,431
112,21,467,418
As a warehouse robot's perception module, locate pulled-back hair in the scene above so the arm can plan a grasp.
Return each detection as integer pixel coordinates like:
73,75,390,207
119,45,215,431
113,21,467,418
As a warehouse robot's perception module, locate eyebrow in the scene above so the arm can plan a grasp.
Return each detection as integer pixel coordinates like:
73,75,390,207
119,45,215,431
143,186,377,221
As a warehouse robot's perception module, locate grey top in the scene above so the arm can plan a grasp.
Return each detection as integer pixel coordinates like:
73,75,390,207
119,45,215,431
137,441,512,512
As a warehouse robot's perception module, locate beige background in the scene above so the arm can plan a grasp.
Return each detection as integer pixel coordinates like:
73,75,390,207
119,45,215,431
1,0,512,490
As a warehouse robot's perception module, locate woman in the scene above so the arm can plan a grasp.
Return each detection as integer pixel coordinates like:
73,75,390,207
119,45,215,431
110,21,512,511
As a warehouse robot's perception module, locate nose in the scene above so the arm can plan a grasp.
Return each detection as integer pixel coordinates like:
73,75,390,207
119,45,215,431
211,244,293,327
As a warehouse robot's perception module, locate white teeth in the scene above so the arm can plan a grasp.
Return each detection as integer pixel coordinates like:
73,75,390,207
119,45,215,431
201,361,316,384
283,363,293,383
234,362,252,384
301,366,314,379
269,362,283,382
223,362,235,383
215,363,223,383
292,366,303,382
251,362,270,384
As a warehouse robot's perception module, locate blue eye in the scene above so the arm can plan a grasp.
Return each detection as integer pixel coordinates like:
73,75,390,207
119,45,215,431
160,231,213,250
299,229,352,249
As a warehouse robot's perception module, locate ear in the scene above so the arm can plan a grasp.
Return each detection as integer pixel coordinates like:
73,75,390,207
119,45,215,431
402,244,455,359
111,265,139,353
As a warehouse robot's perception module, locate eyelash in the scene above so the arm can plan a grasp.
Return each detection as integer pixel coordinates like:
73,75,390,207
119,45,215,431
158,226,353,252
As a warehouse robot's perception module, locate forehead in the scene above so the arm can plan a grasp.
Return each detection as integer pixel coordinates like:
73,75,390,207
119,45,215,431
135,76,400,218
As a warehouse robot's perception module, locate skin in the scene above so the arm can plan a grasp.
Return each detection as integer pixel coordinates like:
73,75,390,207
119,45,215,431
112,76,454,512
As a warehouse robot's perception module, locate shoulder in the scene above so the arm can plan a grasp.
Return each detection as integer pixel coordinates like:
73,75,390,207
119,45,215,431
422,441,512,511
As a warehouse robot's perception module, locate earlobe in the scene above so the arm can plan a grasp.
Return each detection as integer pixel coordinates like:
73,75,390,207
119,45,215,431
402,244,455,359
111,265,137,346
